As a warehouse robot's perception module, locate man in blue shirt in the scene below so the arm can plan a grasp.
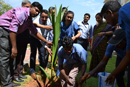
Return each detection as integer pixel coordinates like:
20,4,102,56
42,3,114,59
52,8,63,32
80,29,130,87
99,1,130,85
58,37,87,87
77,13,93,51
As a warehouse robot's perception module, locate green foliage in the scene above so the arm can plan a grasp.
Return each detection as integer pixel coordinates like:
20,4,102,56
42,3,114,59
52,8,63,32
0,0,12,15
49,5,68,69
40,5,68,87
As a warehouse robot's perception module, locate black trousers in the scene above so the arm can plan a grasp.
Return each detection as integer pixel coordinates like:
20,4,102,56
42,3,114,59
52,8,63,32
13,29,30,79
77,38,89,51
0,27,12,87
116,55,130,87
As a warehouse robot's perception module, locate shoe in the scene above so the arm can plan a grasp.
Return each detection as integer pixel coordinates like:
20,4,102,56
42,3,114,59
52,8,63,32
14,77,24,82
31,73,37,80
19,75,27,79
12,82,21,87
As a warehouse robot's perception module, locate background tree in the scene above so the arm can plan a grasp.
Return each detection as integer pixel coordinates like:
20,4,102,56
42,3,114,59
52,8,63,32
0,0,12,15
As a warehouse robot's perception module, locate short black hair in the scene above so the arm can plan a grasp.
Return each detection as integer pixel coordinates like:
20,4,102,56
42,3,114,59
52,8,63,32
22,0,31,6
101,1,121,15
96,12,102,17
62,7,68,11
40,9,48,15
84,13,90,18
32,2,43,12
66,10,74,17
48,7,55,13
61,37,73,48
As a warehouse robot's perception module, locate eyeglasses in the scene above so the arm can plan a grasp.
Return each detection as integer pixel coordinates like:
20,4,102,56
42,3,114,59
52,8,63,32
40,16,48,19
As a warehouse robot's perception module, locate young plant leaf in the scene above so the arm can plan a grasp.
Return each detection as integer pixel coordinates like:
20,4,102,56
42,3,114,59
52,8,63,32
55,5,57,22
39,66,50,80
48,12,52,22
61,6,69,21
51,5,62,69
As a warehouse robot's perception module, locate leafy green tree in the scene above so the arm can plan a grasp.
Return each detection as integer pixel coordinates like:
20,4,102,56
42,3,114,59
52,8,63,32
0,0,12,15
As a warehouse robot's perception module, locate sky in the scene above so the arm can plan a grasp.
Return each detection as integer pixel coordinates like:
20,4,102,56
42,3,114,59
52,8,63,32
4,0,105,27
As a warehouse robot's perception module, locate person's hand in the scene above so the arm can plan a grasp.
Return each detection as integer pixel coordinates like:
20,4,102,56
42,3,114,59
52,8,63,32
11,47,17,58
105,74,116,85
78,83,82,87
98,32,105,37
79,73,91,84
66,76,73,86
46,41,53,46
71,36,77,41
78,77,83,87
46,47,52,56
90,46,92,52
45,26,53,30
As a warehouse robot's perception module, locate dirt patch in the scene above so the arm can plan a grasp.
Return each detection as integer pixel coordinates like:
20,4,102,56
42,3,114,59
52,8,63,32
24,77,61,87
24,78,45,87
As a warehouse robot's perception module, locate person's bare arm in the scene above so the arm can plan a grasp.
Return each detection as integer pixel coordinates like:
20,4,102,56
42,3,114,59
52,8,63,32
79,64,86,87
105,50,130,85
59,65,73,86
90,36,93,52
33,32,53,46
9,32,17,58
79,64,86,79
98,31,113,37
72,31,81,41
80,56,109,84
89,56,109,76
45,46,52,56
33,22,53,30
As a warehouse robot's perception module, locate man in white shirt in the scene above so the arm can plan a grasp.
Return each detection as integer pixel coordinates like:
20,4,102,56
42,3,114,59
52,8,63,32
77,13,93,51
30,9,52,79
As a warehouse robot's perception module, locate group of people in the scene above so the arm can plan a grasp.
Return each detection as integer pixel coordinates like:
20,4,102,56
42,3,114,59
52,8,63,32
80,1,130,87
0,0,130,87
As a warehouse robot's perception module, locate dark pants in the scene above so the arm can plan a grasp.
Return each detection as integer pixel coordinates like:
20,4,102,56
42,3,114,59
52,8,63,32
127,65,130,87
13,29,30,79
77,38,89,51
0,27,12,87
30,36,48,74
116,55,125,87
115,55,130,87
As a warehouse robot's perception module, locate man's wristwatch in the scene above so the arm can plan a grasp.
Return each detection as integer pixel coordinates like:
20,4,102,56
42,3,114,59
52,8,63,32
45,40,47,43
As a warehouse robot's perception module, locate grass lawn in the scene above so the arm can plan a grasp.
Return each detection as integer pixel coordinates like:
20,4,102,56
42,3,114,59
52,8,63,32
76,51,127,87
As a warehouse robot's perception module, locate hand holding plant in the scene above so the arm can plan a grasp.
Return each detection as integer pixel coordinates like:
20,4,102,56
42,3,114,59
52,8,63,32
46,47,52,56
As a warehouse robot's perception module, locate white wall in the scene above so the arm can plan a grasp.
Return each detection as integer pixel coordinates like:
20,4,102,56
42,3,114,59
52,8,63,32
121,0,130,5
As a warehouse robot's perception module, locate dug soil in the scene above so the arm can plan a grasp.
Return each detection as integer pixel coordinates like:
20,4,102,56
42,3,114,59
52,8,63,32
24,78,61,87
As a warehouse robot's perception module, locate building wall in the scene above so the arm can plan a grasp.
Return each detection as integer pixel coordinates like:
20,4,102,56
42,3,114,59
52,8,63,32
121,0,130,5
104,0,119,3
103,0,130,5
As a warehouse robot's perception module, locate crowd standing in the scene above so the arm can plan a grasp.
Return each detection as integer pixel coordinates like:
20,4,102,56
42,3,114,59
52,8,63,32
0,0,130,87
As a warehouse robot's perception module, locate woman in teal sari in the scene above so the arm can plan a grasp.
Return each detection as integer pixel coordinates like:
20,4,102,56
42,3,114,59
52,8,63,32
89,13,115,75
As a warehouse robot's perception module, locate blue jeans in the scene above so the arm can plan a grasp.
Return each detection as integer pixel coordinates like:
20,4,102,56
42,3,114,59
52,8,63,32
30,36,48,74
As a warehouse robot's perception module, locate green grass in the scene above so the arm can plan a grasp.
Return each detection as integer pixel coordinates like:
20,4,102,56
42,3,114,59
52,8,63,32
76,51,127,87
